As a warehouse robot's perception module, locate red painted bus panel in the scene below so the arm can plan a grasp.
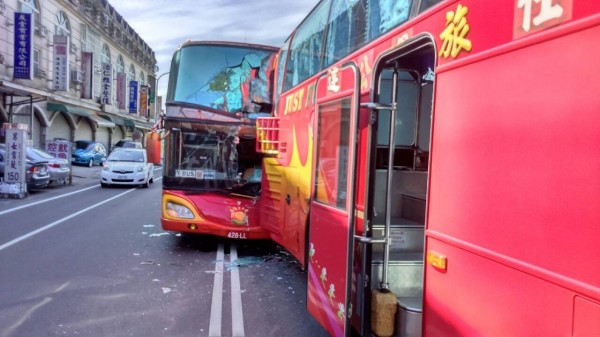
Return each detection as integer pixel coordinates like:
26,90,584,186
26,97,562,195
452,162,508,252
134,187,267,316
161,190,269,239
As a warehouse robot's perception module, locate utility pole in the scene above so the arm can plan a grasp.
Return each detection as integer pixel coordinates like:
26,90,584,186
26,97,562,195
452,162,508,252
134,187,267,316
154,72,169,122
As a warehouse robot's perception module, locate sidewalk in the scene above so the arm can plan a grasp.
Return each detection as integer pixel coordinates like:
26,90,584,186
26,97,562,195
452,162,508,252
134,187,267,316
67,165,102,186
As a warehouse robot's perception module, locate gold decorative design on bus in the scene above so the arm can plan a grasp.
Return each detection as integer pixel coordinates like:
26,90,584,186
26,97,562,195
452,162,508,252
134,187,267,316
284,88,305,115
229,205,249,226
439,4,472,58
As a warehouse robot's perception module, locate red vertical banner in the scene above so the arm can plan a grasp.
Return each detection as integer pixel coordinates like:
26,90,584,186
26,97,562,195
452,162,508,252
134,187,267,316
80,52,93,99
139,85,148,117
117,73,126,110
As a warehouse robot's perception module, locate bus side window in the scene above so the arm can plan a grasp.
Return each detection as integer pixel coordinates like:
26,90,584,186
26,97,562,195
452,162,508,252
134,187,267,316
283,0,330,91
324,0,368,67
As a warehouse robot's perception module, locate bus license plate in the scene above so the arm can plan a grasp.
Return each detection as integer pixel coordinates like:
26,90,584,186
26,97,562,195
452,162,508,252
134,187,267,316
227,232,247,239
176,169,196,178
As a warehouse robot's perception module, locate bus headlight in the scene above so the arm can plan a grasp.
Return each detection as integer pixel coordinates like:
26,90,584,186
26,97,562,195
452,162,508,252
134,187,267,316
165,201,194,219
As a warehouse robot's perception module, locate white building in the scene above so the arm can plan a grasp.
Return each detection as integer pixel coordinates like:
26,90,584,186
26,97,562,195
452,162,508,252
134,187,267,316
0,0,156,151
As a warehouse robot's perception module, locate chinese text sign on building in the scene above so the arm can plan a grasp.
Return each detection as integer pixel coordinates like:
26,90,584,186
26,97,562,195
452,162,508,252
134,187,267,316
53,35,69,91
102,63,112,105
117,73,126,110
4,128,26,186
140,86,148,117
46,140,71,162
129,81,138,113
13,13,33,80
81,52,93,99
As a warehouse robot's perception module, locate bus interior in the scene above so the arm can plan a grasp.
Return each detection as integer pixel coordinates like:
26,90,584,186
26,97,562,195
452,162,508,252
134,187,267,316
368,41,435,335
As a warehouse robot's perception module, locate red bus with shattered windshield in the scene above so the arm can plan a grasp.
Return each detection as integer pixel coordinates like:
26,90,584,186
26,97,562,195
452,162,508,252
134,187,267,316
159,41,277,239
254,0,600,336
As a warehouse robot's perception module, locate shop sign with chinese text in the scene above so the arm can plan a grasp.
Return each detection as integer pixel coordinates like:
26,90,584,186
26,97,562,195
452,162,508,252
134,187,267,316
53,35,69,91
4,129,26,185
129,81,138,113
13,13,33,80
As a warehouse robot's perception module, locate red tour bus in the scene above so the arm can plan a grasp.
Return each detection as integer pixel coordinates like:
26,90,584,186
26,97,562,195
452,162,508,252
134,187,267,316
160,41,277,240
253,0,600,336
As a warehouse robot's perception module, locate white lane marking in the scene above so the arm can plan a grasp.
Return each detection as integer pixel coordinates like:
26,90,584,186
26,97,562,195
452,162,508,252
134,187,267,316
230,244,245,337
0,188,137,252
0,168,162,217
0,185,98,216
209,243,225,337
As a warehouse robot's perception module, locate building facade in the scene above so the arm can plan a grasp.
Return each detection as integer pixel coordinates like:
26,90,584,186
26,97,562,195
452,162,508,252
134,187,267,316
0,0,156,151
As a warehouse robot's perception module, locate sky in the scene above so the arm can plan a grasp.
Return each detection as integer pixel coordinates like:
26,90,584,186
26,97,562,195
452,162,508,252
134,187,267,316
109,0,320,108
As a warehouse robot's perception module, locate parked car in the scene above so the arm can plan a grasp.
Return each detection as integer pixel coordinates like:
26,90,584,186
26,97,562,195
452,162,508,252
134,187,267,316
100,148,154,188
72,140,107,167
28,147,70,185
113,139,143,149
0,145,50,190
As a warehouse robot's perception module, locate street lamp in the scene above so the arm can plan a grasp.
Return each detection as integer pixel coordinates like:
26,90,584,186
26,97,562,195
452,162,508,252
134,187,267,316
154,72,169,122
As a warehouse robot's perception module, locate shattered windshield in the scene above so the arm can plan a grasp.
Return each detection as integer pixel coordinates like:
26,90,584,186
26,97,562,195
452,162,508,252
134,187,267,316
162,120,262,193
167,44,275,114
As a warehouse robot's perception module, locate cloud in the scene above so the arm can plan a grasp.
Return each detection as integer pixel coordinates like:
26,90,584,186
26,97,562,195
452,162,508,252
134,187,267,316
110,0,318,100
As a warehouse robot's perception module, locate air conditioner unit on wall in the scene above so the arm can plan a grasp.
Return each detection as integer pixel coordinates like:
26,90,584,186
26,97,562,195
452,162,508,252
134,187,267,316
71,70,83,83
36,25,48,38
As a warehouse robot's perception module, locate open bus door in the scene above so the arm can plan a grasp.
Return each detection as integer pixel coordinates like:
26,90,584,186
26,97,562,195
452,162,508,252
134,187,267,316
307,64,360,337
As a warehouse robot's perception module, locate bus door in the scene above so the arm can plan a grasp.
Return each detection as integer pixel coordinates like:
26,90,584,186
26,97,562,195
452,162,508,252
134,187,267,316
361,38,435,337
307,63,360,337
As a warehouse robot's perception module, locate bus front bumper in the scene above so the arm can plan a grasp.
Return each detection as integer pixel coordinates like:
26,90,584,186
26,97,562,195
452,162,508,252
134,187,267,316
161,217,270,239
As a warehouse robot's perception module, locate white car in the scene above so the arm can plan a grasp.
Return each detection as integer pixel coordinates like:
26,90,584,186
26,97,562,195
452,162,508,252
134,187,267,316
100,148,154,188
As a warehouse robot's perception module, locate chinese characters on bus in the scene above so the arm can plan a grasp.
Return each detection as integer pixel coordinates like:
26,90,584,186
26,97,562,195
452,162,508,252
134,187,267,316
327,67,341,93
514,0,572,38
439,4,472,59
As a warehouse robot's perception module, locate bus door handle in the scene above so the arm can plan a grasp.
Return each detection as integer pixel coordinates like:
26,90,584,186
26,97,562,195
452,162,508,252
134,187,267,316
285,194,291,205
354,235,386,244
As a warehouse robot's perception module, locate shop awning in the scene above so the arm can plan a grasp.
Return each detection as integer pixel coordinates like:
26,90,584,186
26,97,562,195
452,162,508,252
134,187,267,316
47,102,92,117
89,114,115,128
133,120,152,130
99,114,135,128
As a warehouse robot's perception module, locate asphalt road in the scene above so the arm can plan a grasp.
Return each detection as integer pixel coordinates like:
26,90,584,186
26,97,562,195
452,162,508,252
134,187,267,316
0,165,328,337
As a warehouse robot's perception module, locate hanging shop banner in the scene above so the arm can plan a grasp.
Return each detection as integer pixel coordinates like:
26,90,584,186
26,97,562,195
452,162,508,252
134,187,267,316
139,85,148,117
13,12,33,80
117,73,126,110
53,35,69,91
4,128,26,185
102,63,112,105
81,52,93,99
129,81,138,113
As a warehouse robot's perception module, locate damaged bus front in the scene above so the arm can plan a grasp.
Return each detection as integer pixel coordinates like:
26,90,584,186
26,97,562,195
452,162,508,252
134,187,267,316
160,41,277,239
